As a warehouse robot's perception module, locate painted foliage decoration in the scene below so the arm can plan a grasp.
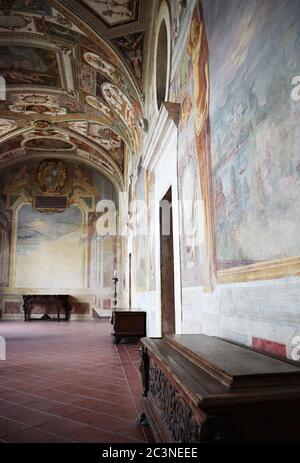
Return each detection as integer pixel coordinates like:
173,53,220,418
203,0,300,270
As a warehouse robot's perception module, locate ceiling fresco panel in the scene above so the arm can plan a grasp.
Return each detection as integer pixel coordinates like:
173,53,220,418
112,31,143,84
23,137,74,151
0,0,150,183
0,45,61,87
34,18,84,45
0,0,52,16
81,0,140,27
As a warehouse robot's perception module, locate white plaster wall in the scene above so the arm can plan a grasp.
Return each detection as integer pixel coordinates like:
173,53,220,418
181,276,300,358
133,125,182,337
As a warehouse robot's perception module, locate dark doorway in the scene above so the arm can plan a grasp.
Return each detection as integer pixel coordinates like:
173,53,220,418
160,187,175,335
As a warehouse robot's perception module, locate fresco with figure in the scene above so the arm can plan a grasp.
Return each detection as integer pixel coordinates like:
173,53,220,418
203,0,300,270
171,0,211,288
178,102,205,287
15,205,85,289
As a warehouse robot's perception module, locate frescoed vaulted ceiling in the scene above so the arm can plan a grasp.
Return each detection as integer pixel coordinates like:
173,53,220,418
0,0,150,189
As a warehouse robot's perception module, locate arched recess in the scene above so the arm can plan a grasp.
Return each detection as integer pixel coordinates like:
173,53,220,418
153,1,172,113
0,124,126,192
0,151,122,201
0,156,121,319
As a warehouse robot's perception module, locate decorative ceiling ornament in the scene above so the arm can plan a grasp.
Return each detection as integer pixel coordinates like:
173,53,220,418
77,148,115,175
9,103,67,115
68,120,122,150
24,137,74,151
83,51,124,86
0,45,61,87
85,95,112,118
35,17,83,45
37,160,67,194
101,81,142,128
0,119,18,136
0,13,32,31
112,32,144,83
21,95,50,104
24,130,70,140
0,0,52,16
32,120,52,130
81,0,140,27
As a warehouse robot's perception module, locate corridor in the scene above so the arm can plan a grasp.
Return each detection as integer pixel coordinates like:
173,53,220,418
0,320,151,443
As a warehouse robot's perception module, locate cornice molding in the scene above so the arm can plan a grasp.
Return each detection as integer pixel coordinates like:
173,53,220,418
142,102,180,172
217,257,300,284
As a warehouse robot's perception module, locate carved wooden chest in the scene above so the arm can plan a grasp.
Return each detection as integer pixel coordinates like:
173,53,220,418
112,310,146,343
140,334,300,442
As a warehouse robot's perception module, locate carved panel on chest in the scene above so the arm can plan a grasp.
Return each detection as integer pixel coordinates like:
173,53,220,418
140,334,300,443
148,362,203,443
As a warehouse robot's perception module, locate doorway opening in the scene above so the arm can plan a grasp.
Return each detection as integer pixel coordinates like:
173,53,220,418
160,187,175,335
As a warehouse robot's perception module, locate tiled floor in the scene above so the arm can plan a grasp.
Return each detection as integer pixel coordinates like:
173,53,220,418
0,319,153,443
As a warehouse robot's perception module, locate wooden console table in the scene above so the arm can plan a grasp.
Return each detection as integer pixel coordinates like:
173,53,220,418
23,295,71,321
140,334,300,442
111,310,146,343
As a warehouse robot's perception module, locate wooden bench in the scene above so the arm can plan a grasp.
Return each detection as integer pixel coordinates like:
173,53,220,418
23,295,71,321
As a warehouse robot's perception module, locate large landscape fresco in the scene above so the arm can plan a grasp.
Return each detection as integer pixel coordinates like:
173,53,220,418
15,205,85,289
203,0,300,269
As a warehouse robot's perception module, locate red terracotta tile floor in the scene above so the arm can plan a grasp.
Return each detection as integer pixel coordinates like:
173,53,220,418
0,319,153,443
